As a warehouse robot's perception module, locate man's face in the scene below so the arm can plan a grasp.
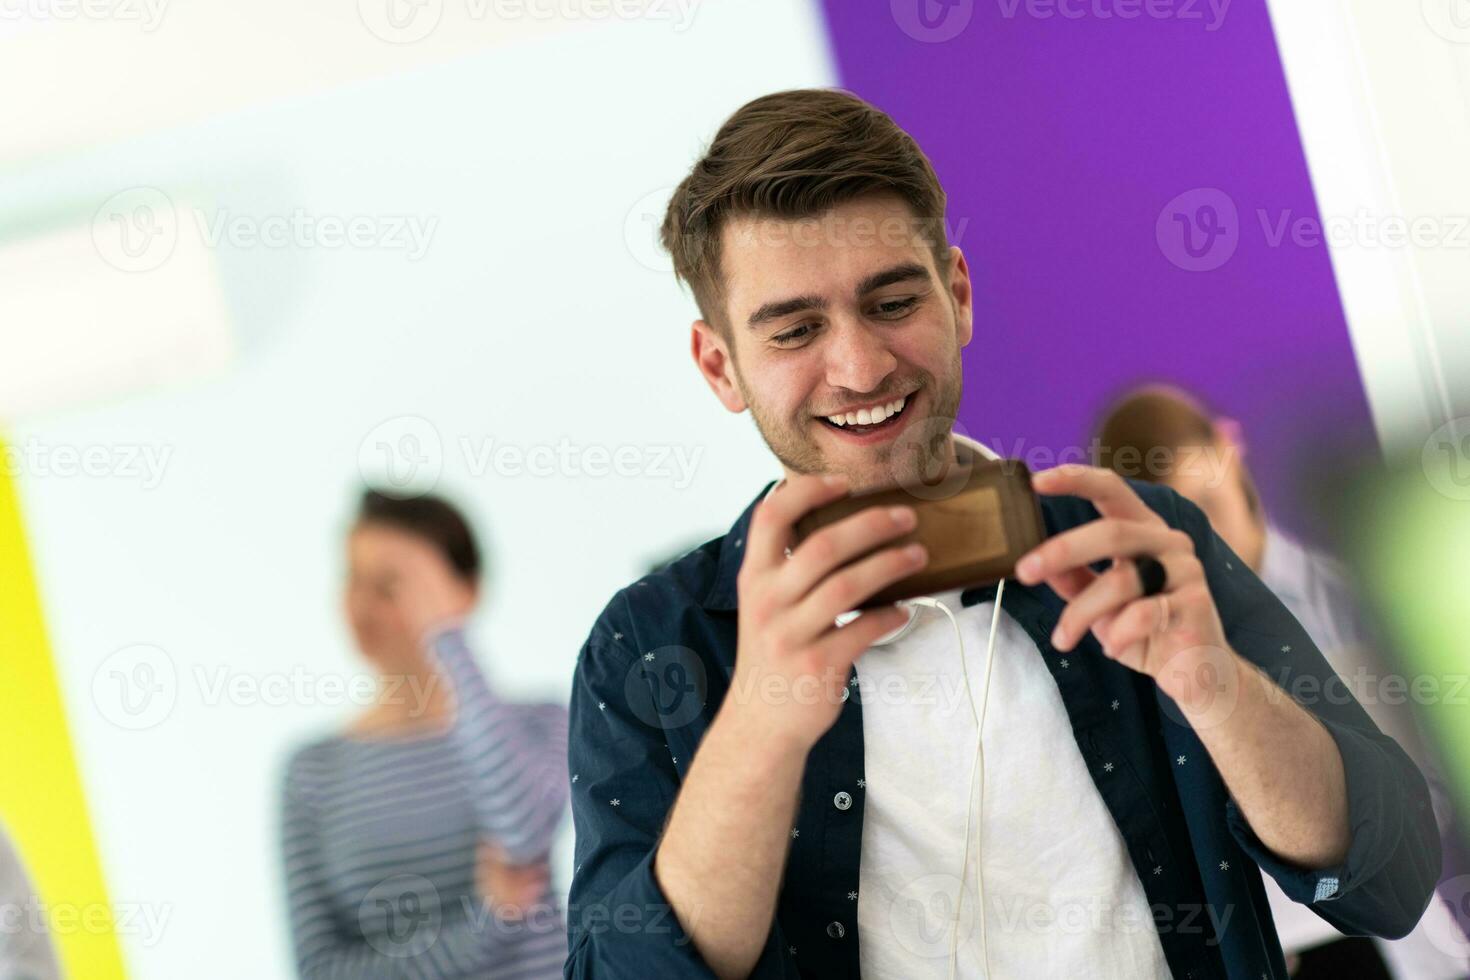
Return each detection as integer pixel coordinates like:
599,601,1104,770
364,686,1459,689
692,193,974,494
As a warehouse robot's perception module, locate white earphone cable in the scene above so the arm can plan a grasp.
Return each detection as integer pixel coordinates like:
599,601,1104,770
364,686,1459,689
908,578,1006,980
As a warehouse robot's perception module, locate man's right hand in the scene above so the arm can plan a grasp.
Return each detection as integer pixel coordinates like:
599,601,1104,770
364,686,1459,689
724,472,928,752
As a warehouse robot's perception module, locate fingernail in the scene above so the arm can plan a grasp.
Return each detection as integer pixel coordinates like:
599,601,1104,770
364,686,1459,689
824,474,847,487
888,505,915,526
1051,627,1066,649
904,543,927,562
1017,554,1041,581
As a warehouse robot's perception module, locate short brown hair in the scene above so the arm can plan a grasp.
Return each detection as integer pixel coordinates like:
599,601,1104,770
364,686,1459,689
660,88,951,335
1095,386,1216,483
356,488,482,583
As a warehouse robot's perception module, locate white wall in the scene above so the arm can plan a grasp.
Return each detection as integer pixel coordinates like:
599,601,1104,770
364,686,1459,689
1267,0,1470,452
1,2,836,975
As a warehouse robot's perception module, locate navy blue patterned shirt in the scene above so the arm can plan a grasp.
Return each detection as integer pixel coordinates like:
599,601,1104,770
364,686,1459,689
564,478,1440,979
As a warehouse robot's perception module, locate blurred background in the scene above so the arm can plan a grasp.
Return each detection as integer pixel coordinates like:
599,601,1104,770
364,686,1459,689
1,0,1467,977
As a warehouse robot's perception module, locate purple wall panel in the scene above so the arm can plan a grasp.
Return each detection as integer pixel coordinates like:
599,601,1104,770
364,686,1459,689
819,0,1372,534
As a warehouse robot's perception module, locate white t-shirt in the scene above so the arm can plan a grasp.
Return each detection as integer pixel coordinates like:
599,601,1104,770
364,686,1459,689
854,588,1170,978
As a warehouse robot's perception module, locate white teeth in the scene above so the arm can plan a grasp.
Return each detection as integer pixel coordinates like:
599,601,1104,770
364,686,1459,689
825,394,908,428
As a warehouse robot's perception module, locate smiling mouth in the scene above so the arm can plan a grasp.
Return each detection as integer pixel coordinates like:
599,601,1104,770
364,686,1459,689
817,393,911,435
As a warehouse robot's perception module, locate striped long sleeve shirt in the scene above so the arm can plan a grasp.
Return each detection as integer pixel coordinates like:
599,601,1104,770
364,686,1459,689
280,625,569,978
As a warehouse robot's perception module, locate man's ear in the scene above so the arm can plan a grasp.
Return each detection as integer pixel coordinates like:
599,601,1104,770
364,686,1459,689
691,319,746,413
947,246,974,348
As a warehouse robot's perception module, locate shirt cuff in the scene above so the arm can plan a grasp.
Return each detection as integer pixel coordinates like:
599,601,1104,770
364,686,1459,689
1224,713,1433,911
1225,796,1345,903
567,848,718,978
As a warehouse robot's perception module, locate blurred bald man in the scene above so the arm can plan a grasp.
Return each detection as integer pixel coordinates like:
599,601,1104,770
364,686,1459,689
1095,385,1468,980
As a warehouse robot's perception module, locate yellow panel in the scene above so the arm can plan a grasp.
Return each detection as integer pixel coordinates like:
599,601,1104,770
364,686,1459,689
0,433,127,978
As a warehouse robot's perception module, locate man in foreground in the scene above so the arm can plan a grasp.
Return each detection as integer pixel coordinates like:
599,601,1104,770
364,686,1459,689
563,89,1440,978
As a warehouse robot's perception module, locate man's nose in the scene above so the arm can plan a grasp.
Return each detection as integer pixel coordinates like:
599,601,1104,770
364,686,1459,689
824,319,897,394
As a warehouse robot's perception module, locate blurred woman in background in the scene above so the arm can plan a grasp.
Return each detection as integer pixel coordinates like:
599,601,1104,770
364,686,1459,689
279,489,568,979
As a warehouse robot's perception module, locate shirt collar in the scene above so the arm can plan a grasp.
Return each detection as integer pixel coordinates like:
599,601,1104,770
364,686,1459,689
700,433,1003,612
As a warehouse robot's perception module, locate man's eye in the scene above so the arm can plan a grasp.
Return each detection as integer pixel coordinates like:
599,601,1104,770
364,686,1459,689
772,323,816,345
872,297,919,318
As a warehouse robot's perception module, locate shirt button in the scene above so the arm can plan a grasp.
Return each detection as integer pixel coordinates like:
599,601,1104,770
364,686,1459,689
833,791,853,811
826,921,846,939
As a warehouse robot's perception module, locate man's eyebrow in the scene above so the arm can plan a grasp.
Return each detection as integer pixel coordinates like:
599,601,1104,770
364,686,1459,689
747,294,827,329
855,262,931,297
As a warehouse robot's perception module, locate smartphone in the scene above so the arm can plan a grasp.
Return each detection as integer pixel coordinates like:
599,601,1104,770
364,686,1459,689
792,457,1048,607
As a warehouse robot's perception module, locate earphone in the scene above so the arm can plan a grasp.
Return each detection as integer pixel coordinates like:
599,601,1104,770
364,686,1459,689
903,579,1007,979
